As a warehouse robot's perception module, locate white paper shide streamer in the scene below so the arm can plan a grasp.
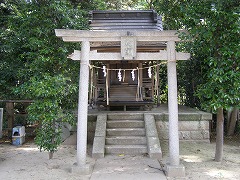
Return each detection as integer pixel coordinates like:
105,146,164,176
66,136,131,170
118,69,122,81
131,69,135,81
103,66,107,77
102,65,153,80
148,67,152,78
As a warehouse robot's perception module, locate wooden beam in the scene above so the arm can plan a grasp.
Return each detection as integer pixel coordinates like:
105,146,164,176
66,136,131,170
6,102,14,134
0,100,33,103
68,50,190,61
56,29,186,42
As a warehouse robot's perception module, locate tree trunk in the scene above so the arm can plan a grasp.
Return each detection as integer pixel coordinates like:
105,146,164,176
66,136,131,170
227,107,239,136
215,107,224,162
49,119,56,160
226,107,233,132
49,151,54,159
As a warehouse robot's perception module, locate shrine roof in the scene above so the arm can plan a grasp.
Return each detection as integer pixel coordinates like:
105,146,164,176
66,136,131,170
88,10,164,52
89,10,163,31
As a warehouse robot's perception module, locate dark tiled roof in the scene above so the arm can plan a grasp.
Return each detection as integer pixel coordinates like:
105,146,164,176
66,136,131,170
89,10,163,31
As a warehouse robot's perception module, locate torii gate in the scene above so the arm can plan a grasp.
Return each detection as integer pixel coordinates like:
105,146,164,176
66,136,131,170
55,29,189,177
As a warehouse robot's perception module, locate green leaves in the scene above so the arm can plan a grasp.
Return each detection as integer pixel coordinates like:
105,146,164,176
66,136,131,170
23,73,78,153
153,0,240,111
0,0,91,154
186,1,240,111
34,119,62,153
22,74,73,98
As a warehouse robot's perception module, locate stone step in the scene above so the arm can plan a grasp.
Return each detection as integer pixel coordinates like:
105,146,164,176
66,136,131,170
106,136,147,145
110,88,137,93
109,98,136,101
105,145,148,154
108,113,143,120
106,128,146,136
107,120,144,128
109,93,136,97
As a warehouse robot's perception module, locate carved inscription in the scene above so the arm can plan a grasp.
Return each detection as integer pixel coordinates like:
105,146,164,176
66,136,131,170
121,36,136,60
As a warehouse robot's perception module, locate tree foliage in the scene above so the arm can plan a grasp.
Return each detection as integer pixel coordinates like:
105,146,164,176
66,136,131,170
182,2,240,161
1,0,92,156
25,74,76,156
153,0,240,110
0,1,21,99
153,0,240,162
102,0,143,10
181,1,240,111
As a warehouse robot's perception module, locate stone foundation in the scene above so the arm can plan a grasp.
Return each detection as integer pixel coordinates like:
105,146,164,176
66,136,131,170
154,110,211,142
88,107,212,143
64,106,212,145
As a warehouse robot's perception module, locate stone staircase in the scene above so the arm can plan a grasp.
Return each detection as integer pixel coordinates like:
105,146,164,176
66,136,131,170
92,113,162,159
105,113,147,154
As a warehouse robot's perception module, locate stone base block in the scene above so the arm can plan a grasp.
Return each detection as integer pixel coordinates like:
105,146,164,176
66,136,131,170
164,163,185,177
71,163,93,175
92,136,105,159
62,133,77,145
147,137,162,160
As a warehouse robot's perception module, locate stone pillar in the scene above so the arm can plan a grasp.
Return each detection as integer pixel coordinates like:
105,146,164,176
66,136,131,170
138,63,143,101
106,64,110,106
89,63,93,105
138,63,142,87
156,62,160,106
73,40,92,174
166,41,185,177
0,108,3,138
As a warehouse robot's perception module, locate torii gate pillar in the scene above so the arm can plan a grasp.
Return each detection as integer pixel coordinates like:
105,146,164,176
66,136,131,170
165,41,185,177
72,40,93,174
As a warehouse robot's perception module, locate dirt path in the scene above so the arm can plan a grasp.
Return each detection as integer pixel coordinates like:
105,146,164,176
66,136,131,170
0,137,240,180
163,136,240,180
